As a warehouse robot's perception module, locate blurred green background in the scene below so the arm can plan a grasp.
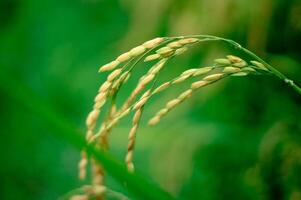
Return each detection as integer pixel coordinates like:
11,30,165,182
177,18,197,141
1,0,301,199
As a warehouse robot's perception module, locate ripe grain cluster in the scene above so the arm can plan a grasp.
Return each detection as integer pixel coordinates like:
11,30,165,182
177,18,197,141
68,35,281,199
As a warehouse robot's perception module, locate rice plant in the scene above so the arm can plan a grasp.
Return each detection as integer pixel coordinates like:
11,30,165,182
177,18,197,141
69,35,301,199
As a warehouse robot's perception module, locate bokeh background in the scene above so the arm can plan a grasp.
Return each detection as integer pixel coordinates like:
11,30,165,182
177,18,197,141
1,0,301,199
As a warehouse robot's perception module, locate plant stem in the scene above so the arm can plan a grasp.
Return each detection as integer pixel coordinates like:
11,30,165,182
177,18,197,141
173,35,301,95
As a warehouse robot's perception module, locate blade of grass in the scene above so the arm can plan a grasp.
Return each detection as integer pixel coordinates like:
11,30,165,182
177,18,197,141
0,67,175,200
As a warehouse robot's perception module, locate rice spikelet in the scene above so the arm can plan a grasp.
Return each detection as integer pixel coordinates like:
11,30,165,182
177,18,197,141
99,37,165,72
142,37,164,48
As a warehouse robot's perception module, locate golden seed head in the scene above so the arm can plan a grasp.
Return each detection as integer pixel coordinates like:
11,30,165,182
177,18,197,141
84,36,268,175
193,67,213,76
178,38,199,45
107,69,122,81
148,116,161,125
153,82,170,93
166,99,181,109
142,37,164,48
167,41,182,48
156,47,174,57
222,66,241,74
144,54,160,62
129,45,146,57
227,55,242,63
98,60,120,72
191,80,208,89
203,73,224,82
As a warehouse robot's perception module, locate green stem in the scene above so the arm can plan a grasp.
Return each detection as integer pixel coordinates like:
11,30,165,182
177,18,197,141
172,35,301,95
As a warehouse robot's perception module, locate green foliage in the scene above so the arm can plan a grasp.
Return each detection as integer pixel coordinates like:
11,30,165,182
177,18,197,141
1,0,301,200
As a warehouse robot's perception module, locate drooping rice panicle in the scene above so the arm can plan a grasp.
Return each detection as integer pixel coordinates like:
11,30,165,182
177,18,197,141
71,33,299,200
88,55,261,156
